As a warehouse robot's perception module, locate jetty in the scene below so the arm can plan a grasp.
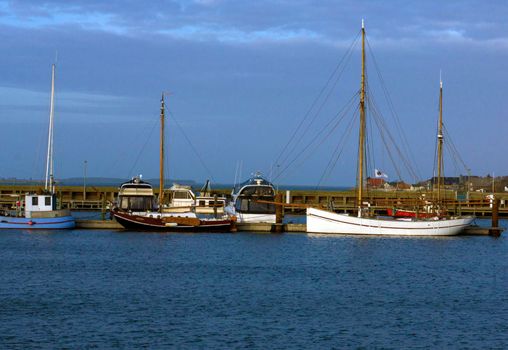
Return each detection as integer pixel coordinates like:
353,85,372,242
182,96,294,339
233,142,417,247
0,184,507,216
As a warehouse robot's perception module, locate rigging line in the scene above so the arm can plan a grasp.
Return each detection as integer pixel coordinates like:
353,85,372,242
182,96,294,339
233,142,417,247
274,31,361,169
273,91,359,181
367,89,417,181
127,116,159,178
277,49,359,172
369,91,419,182
368,98,405,182
316,105,359,187
366,93,376,181
365,37,422,181
444,140,460,174
168,111,216,182
443,125,470,173
431,99,439,198
368,93,414,183
286,99,359,184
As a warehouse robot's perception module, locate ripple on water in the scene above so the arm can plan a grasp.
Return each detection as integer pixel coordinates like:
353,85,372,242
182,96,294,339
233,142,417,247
0,224,507,348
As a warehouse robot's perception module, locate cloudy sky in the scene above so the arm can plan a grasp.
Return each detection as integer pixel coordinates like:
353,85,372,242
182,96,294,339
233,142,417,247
1,0,507,186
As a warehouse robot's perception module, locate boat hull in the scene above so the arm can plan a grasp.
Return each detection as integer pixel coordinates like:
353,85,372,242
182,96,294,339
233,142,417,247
0,215,75,229
112,210,234,232
307,207,473,236
236,213,276,224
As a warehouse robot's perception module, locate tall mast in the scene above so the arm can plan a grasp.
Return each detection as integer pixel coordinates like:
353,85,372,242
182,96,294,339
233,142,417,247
357,19,366,214
159,93,165,209
437,77,444,202
45,64,56,193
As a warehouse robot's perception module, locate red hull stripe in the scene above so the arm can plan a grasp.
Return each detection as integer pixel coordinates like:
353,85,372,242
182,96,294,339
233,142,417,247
0,219,75,226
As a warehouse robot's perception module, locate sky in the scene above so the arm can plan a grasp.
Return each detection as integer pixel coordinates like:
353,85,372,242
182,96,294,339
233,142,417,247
0,0,507,186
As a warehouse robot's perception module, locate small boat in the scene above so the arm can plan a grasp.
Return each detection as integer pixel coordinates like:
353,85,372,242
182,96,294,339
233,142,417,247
111,94,235,232
0,64,75,230
112,176,233,231
306,21,473,236
163,181,226,215
225,173,276,223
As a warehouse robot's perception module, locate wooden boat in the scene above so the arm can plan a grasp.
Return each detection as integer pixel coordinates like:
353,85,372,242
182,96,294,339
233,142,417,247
0,64,75,229
111,95,235,232
306,21,473,236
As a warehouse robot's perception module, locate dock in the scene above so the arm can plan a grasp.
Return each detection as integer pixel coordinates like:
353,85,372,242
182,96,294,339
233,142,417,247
2,184,508,217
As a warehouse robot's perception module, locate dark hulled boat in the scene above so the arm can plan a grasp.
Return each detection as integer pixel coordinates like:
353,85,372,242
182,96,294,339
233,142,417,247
111,95,235,232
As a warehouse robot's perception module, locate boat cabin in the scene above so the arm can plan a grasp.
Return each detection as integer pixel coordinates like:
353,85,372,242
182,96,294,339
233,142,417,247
165,184,196,208
117,176,156,212
24,194,56,218
232,174,276,214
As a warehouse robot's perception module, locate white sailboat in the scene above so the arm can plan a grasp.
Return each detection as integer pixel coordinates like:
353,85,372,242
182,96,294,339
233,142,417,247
306,21,473,236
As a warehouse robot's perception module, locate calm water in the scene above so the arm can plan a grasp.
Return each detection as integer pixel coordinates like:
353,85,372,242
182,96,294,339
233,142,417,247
1,220,507,348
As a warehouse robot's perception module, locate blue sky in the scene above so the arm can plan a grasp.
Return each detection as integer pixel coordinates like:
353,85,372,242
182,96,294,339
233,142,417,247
1,0,507,186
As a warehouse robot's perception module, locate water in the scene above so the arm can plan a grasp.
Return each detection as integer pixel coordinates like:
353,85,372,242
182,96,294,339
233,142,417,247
1,220,507,348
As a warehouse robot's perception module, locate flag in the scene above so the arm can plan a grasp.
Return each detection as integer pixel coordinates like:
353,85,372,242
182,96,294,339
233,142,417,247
374,169,388,178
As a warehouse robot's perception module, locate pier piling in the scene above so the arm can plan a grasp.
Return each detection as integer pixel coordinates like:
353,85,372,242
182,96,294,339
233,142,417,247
273,193,284,233
490,198,500,236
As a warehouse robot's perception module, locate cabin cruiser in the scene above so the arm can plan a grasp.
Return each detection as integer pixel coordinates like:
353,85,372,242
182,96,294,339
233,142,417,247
226,173,276,223
111,176,233,231
163,183,226,215
110,96,235,232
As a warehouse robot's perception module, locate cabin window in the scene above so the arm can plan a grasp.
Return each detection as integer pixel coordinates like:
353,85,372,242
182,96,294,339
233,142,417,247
199,200,206,206
235,198,275,214
174,191,192,199
32,197,38,206
120,196,154,211
241,186,274,197
45,196,51,206
120,197,129,210
130,197,148,211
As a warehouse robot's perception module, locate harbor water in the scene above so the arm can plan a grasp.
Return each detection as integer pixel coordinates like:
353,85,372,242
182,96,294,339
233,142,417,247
1,220,507,348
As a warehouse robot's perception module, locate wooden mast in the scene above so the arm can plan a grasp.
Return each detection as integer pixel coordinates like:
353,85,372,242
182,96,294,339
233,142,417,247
357,20,366,215
437,77,444,203
159,93,165,209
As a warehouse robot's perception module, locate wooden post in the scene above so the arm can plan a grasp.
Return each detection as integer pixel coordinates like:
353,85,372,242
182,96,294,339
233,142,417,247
490,198,500,236
273,192,284,233
101,193,106,220
213,194,218,219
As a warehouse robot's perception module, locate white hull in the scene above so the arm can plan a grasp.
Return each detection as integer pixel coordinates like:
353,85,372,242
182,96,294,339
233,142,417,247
237,213,276,224
307,207,474,236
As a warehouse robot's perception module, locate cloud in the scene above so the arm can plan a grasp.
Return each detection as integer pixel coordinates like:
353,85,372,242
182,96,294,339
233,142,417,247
1,0,508,50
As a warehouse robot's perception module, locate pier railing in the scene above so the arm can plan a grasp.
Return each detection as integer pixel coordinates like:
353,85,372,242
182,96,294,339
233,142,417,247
0,185,506,216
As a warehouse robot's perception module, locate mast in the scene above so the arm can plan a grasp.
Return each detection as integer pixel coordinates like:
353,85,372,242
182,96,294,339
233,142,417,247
159,93,165,209
45,64,56,193
437,77,444,202
357,19,366,215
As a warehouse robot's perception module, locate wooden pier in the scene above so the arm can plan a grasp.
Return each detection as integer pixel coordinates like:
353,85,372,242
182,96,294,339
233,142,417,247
1,184,507,217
